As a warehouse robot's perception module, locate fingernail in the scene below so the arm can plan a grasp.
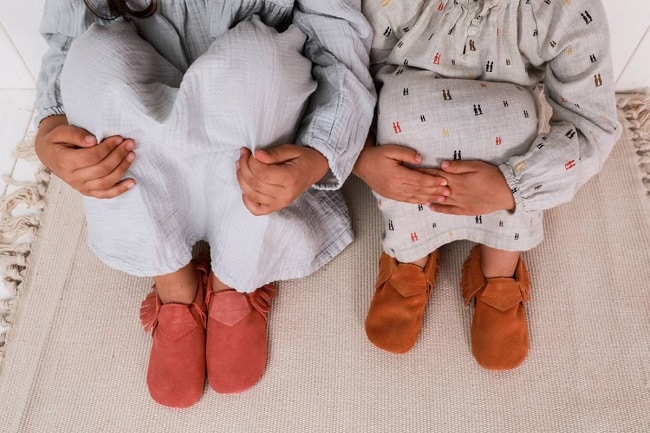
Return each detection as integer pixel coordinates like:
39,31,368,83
84,135,96,144
126,181,135,189
436,196,446,202
126,152,136,162
440,180,447,186
415,153,423,163
441,161,450,169
125,140,135,151
236,161,240,169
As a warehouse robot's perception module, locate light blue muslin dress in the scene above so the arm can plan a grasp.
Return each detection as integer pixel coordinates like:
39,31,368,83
35,0,376,291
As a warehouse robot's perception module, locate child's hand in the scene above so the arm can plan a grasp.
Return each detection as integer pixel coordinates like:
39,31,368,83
353,144,450,204
421,160,515,215
35,115,136,198
236,144,329,216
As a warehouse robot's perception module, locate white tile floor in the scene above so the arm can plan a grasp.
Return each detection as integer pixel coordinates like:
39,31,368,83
0,1,46,308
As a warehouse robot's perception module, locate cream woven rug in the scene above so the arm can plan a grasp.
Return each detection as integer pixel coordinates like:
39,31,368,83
0,95,648,432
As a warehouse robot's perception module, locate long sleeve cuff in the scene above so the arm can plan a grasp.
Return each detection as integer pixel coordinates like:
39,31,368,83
499,163,526,213
34,106,66,127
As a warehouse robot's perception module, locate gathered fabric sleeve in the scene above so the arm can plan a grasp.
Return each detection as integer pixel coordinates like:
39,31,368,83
35,0,102,126
292,0,377,189
499,0,621,212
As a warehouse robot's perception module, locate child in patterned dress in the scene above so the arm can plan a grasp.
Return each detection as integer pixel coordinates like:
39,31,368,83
353,0,620,369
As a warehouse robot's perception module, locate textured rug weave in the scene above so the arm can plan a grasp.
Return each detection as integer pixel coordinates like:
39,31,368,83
0,95,648,432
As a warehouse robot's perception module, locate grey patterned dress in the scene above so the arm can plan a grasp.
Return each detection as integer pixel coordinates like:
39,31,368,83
35,0,376,291
363,0,620,262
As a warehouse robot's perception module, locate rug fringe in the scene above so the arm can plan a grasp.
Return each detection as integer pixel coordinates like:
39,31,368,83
0,134,50,364
617,90,650,197
11,132,39,161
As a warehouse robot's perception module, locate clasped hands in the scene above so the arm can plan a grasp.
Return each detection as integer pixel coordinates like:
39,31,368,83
353,143,516,215
35,115,137,199
236,144,329,216
35,117,329,215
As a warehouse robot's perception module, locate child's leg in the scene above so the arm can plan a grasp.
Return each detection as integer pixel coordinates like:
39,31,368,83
62,23,206,408
461,245,531,370
191,18,313,394
479,244,520,278
365,250,440,354
204,275,277,394
152,261,198,304
139,258,209,408
368,75,542,357
410,254,431,268
61,20,191,277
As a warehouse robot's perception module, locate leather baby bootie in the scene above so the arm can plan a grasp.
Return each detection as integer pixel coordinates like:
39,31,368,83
461,246,531,370
365,252,439,354
139,259,209,408
205,281,277,394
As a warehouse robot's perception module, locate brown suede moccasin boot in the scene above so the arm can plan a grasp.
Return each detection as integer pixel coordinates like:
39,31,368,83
365,251,439,354
205,282,277,394
140,259,209,408
461,246,531,370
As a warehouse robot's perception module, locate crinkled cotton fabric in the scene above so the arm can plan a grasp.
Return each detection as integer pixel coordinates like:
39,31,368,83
363,0,620,259
36,0,375,291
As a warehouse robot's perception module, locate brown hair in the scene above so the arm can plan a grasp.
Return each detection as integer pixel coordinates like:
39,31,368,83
84,0,158,20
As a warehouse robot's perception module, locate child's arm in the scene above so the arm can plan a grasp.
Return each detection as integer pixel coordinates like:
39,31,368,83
34,0,136,198
236,145,329,216
288,0,376,187
433,0,620,215
352,0,450,204
353,134,450,204
236,0,376,215
498,0,620,213
36,115,136,198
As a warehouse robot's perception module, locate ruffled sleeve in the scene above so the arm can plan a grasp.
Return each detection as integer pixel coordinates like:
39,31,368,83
292,0,377,189
499,0,621,212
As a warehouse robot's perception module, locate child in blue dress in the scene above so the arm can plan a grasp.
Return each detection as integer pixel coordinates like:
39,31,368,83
35,0,374,407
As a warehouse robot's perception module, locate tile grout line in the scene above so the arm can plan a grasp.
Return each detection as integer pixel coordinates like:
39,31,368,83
0,17,39,197
614,24,650,91
0,16,36,197
0,21,38,84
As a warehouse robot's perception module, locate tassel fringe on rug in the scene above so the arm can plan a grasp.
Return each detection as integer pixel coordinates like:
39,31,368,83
617,92,650,197
0,136,50,364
